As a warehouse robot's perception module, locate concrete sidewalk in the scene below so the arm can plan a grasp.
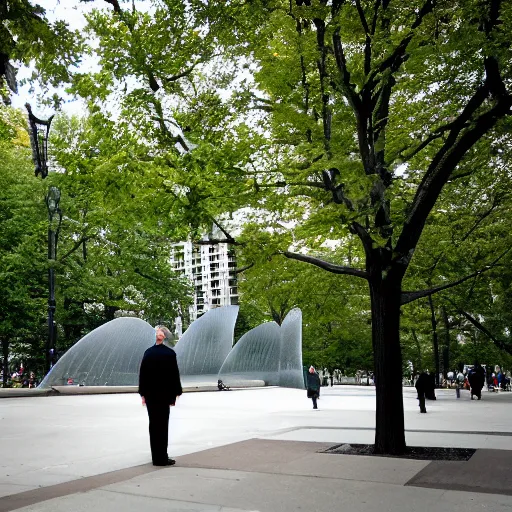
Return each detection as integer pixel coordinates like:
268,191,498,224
2,387,512,511
2,439,512,512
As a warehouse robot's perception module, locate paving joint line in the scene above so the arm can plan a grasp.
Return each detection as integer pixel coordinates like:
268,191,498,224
263,426,512,437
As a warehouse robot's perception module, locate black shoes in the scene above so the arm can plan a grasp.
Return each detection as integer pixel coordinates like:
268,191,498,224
153,458,176,466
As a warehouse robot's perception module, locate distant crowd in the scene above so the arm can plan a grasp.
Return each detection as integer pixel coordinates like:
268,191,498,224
1,364,38,388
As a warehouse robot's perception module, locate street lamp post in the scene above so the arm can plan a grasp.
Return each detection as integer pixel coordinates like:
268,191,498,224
25,103,54,179
46,187,62,372
25,103,60,374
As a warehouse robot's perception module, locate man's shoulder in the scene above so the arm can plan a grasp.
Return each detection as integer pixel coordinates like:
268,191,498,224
148,344,177,356
144,344,176,359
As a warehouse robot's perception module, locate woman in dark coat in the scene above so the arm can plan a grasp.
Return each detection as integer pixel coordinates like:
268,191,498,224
468,363,485,400
306,366,321,409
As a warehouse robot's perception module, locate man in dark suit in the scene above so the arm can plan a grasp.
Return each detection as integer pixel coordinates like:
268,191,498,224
139,326,182,466
415,371,435,413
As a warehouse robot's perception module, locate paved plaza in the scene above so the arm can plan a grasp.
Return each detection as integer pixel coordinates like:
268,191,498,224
1,385,512,511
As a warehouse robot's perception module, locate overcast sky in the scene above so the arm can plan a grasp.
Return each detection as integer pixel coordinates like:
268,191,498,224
10,0,96,117
11,0,150,118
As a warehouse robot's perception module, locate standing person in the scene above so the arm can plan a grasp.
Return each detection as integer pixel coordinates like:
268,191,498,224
415,372,430,413
139,326,182,466
455,369,465,398
306,366,321,409
468,363,485,400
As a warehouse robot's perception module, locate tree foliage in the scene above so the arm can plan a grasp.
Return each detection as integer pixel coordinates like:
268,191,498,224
0,105,47,383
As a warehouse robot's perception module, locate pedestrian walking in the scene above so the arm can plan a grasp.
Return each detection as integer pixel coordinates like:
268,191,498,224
415,372,432,413
468,363,485,400
306,366,321,410
139,326,182,466
456,370,465,398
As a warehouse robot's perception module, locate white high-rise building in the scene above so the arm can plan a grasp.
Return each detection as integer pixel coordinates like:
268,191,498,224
170,239,239,323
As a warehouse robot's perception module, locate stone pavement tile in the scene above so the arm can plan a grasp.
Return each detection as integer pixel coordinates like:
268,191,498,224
407,448,512,496
93,467,512,512
177,439,429,485
0,464,161,512
8,487,251,512
0,484,36,500
267,427,512,450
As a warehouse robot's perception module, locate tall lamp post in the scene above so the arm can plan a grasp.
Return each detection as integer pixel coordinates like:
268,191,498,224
26,103,60,374
46,187,62,372
25,104,54,179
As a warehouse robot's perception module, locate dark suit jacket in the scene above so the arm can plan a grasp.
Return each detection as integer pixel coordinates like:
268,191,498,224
306,372,321,398
138,344,182,404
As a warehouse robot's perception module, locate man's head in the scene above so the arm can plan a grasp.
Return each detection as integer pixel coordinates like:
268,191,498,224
309,366,315,374
155,325,171,345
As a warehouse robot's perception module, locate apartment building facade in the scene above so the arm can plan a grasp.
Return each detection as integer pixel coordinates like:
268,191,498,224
170,239,239,326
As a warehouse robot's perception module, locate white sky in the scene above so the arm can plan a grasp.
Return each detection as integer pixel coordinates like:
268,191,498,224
11,0,93,117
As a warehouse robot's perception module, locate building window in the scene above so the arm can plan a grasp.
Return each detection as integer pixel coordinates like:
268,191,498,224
230,296,239,305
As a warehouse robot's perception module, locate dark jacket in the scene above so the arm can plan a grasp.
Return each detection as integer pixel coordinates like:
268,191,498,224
468,366,485,391
415,372,436,399
138,344,182,404
306,372,321,398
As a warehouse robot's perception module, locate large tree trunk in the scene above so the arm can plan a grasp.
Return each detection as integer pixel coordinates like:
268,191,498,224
370,278,406,455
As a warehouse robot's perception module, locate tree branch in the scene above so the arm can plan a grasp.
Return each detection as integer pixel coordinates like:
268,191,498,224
399,120,470,162
355,0,372,76
425,196,500,276
394,63,512,268
162,56,219,84
58,236,94,262
445,299,512,356
80,0,122,12
370,0,380,35
283,251,368,279
355,0,370,34
196,239,243,246
211,218,237,243
256,180,326,189
364,0,435,96
234,263,254,274
104,0,121,12
134,268,158,281
332,28,362,113
401,246,511,305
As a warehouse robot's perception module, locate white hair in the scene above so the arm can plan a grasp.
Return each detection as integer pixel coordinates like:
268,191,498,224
155,325,172,339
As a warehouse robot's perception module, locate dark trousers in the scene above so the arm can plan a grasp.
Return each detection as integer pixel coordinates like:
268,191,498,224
311,394,318,409
471,387,482,399
146,402,170,463
418,392,426,413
